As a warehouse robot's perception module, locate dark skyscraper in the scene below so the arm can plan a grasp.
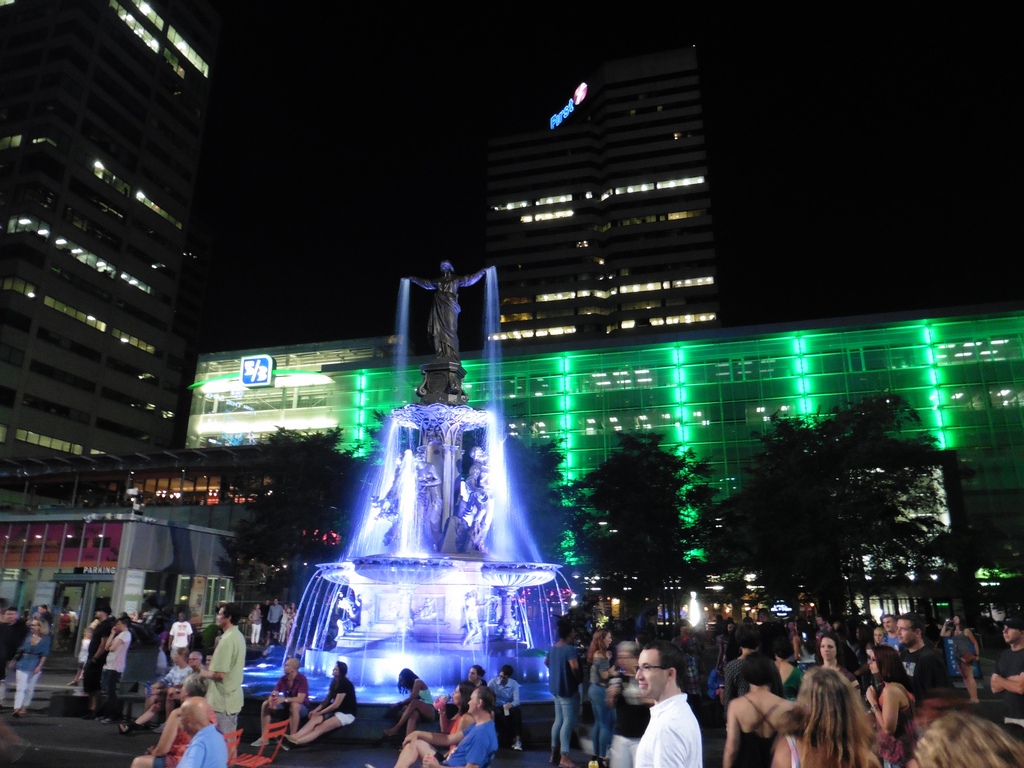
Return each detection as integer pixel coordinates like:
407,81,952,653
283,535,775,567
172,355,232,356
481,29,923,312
485,49,717,346
0,0,219,458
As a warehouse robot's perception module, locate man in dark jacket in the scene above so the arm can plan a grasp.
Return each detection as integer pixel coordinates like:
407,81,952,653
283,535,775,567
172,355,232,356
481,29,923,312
83,606,115,719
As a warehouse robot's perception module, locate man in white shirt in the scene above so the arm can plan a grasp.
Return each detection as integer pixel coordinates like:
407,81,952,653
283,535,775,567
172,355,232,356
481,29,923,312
98,615,132,723
634,640,702,768
167,611,193,653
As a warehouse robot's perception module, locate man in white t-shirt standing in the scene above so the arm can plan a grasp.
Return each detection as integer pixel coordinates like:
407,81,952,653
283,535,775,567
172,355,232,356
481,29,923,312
167,611,193,653
634,639,702,768
98,615,132,723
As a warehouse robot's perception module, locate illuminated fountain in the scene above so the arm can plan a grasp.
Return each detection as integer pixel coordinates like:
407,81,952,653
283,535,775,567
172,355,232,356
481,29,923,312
285,264,565,697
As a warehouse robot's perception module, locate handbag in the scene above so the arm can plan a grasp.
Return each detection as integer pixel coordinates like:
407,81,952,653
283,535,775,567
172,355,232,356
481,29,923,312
960,650,978,664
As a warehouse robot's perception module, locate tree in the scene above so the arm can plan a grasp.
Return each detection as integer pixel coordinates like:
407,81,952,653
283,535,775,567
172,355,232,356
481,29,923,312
570,433,715,616
708,395,948,616
231,428,366,595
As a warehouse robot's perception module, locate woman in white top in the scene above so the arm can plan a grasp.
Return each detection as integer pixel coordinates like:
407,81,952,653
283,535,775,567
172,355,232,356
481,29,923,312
247,604,262,645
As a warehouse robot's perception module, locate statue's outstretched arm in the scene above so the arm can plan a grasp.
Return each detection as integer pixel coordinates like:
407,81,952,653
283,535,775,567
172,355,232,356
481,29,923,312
459,269,487,287
408,276,437,290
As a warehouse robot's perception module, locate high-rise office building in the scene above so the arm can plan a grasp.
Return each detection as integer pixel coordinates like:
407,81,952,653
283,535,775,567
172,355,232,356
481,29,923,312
486,49,718,345
0,0,219,458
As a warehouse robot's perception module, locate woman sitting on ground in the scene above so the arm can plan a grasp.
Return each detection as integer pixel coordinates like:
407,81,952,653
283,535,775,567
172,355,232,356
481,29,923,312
724,652,795,768
285,660,357,746
771,666,879,768
383,680,476,768
130,674,214,768
383,668,434,739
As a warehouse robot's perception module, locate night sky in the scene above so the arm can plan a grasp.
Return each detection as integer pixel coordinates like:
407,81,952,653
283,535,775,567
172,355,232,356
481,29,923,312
195,5,1019,355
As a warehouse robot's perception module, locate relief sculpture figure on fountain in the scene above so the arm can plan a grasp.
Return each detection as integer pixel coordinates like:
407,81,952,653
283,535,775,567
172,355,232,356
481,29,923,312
456,447,493,554
415,445,444,552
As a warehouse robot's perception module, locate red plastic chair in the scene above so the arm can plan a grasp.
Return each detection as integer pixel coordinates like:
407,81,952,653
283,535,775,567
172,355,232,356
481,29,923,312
223,729,243,764
232,720,290,768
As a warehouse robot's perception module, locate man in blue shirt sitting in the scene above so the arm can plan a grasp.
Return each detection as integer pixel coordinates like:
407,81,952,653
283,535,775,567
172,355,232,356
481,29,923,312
176,697,228,768
366,686,498,768
487,664,523,751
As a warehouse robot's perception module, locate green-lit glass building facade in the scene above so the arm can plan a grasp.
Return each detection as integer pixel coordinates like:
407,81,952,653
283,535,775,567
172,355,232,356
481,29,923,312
187,305,1024,539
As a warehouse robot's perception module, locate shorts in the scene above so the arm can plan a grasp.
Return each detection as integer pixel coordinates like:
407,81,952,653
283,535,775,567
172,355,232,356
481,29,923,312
270,702,308,720
152,757,166,768
333,712,356,726
215,710,238,735
83,661,103,694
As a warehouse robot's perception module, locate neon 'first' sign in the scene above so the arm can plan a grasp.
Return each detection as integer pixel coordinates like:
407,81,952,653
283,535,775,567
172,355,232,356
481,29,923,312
550,82,588,130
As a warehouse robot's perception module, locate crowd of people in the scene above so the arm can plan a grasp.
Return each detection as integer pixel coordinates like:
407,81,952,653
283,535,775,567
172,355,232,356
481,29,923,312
537,608,1024,768
3,595,1024,768
243,598,297,648
0,599,249,768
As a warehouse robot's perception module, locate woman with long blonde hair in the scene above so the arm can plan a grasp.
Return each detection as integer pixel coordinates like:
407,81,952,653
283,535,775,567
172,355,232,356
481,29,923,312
771,667,879,768
910,710,1024,768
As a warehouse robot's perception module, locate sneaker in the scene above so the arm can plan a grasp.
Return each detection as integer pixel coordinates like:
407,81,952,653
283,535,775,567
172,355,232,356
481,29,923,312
98,717,113,724
250,738,263,747
512,738,523,751
153,724,165,734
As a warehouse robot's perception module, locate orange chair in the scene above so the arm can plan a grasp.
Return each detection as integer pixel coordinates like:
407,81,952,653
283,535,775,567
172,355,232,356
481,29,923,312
232,719,290,768
223,729,243,763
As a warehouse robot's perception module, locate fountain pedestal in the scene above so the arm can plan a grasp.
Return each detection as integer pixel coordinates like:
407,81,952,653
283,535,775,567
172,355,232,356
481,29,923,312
416,360,468,405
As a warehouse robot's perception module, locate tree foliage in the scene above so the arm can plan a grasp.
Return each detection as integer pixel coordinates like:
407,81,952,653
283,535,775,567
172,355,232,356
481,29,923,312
570,433,715,614
231,428,365,590
708,395,948,615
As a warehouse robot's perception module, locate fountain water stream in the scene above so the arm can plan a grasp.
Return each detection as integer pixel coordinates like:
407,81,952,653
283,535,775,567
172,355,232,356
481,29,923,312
282,263,564,698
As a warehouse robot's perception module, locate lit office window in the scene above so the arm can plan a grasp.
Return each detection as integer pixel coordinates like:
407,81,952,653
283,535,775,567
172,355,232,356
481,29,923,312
93,160,131,196
656,176,704,189
536,194,573,205
15,429,83,455
1,277,37,298
135,190,183,229
666,209,706,221
521,209,574,223
130,0,164,30
536,291,576,302
491,201,530,211
110,1,160,51
0,134,22,151
671,277,714,288
620,282,665,294
6,214,51,239
43,296,108,332
163,48,186,78
167,26,210,77
111,328,159,356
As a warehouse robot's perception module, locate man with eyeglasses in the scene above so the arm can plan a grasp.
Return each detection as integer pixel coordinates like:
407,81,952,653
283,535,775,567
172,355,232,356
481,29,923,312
991,616,1024,730
634,640,702,768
